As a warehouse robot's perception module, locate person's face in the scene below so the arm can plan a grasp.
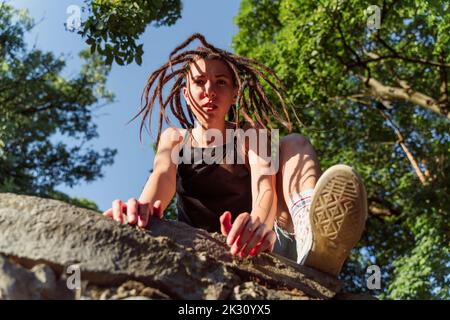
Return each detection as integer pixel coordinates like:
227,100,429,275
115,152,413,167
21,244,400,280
182,58,237,125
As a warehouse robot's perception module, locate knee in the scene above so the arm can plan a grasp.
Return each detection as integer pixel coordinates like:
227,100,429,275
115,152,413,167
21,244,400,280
280,133,312,154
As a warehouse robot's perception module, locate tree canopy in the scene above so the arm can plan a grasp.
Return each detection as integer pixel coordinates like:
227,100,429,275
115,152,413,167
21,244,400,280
0,3,116,210
76,0,183,65
233,0,449,299
2,0,448,299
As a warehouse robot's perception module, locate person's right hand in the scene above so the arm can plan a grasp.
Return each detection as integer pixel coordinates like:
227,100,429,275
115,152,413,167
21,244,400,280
102,198,163,228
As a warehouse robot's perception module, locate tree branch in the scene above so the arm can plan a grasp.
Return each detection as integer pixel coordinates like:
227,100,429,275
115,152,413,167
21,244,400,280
374,33,450,68
439,51,449,115
377,109,428,185
357,74,450,120
368,195,402,218
364,51,412,91
349,53,450,69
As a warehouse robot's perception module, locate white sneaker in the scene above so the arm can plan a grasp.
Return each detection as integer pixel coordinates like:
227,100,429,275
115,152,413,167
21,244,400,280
295,164,368,276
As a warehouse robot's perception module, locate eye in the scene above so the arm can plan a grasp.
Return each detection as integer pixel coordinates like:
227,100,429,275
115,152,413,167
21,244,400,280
217,79,227,86
194,79,205,85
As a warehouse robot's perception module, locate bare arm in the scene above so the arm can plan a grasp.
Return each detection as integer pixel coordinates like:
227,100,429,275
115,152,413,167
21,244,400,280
249,156,277,230
138,127,182,212
103,127,183,227
220,125,277,258
245,123,278,227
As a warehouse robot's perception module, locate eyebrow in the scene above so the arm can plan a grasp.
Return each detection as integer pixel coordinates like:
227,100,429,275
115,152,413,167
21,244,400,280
192,74,230,79
214,74,230,78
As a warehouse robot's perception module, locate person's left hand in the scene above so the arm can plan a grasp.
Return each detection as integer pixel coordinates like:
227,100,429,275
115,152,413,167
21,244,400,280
219,211,276,258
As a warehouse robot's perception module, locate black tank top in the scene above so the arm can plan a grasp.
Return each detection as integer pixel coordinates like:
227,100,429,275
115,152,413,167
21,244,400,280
175,128,253,232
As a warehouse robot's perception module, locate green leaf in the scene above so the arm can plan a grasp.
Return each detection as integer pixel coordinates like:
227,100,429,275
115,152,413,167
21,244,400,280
135,53,142,65
105,54,113,65
74,0,182,65
115,55,124,65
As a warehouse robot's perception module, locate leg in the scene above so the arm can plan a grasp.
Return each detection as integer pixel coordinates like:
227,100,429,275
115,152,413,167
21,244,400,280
279,133,321,201
275,133,321,232
274,134,367,277
272,134,321,261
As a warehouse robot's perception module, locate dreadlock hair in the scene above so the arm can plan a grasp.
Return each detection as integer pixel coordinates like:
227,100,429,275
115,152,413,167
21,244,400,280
129,33,293,147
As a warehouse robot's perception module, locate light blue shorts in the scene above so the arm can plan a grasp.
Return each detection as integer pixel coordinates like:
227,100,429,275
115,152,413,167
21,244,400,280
272,221,297,262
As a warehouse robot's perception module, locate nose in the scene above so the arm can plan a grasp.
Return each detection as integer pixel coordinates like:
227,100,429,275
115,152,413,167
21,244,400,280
204,80,216,99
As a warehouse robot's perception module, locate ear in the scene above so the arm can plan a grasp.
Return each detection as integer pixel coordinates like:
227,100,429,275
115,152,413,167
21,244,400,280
182,86,189,103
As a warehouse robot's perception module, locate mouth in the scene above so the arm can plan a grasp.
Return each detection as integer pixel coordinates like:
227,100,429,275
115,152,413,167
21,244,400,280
202,102,218,112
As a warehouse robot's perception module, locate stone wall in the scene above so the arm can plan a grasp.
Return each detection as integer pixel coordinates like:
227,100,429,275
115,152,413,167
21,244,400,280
0,193,371,300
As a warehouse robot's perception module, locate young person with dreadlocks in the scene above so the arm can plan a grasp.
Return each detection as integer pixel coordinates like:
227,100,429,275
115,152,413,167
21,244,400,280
103,34,367,277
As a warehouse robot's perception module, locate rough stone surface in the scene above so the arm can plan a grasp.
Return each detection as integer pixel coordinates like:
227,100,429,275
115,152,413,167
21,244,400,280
0,193,370,300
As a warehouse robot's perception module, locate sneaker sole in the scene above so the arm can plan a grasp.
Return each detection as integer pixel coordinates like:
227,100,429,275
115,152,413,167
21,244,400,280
304,164,367,276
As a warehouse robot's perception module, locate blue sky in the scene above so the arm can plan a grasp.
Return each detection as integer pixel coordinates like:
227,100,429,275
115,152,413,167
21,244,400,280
9,0,241,211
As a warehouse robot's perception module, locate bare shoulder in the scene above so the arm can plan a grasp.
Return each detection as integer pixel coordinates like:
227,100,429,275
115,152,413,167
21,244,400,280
158,127,186,150
153,127,185,171
235,121,270,162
